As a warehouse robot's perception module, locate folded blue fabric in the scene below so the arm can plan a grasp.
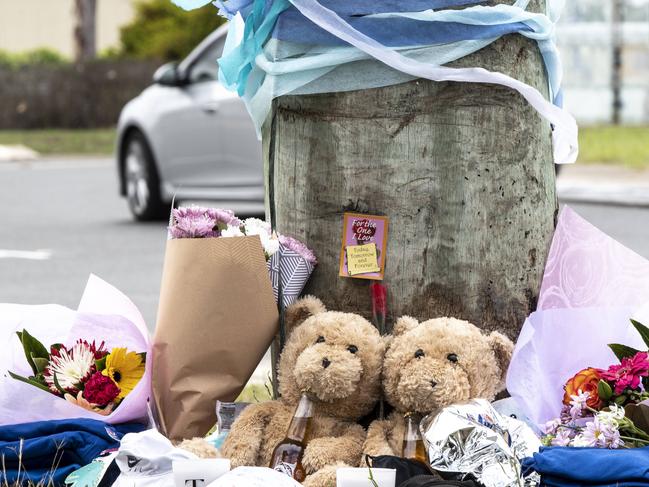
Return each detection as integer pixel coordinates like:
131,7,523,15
272,7,530,47
279,0,486,16
0,418,145,486
204,0,486,18
523,446,649,487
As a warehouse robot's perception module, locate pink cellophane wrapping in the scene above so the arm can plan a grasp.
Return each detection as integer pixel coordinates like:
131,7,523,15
538,206,649,310
0,275,151,426
507,207,649,426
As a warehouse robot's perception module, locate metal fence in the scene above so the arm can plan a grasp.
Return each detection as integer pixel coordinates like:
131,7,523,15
557,0,649,124
0,59,159,129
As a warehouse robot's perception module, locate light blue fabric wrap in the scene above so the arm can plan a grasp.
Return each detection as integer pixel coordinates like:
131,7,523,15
171,0,577,163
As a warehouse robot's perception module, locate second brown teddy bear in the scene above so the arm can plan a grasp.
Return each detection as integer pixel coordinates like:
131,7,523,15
363,315,514,458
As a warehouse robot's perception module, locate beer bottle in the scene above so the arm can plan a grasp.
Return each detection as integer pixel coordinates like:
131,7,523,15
402,412,428,466
269,392,314,482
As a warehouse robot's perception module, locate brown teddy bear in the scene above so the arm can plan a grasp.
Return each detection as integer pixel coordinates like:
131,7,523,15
222,296,385,486
363,316,514,458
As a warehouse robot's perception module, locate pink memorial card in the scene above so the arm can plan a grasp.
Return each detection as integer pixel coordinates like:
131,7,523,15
338,212,389,280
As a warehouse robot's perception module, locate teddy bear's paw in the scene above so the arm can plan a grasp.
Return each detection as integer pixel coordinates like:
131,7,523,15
303,438,362,472
303,465,340,487
302,441,335,473
176,438,220,458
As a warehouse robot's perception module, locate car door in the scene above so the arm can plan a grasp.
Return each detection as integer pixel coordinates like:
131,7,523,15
210,84,263,188
153,35,228,187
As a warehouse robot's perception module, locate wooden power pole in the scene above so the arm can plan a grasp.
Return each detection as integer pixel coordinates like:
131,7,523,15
264,0,557,341
74,0,97,62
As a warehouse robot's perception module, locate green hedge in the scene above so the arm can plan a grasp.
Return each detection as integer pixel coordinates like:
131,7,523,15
0,48,68,69
117,0,226,61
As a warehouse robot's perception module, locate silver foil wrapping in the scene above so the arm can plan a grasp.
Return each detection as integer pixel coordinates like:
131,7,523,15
421,399,541,487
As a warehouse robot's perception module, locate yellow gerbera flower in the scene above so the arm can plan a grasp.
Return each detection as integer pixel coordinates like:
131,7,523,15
102,348,145,400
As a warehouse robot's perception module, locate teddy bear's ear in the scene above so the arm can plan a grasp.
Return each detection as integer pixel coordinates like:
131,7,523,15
392,316,420,336
488,331,515,385
284,295,326,334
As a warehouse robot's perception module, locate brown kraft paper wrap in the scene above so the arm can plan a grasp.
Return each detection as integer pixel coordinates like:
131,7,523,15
152,235,279,440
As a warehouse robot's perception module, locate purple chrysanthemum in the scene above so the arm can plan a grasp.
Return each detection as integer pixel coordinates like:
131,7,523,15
169,206,241,239
551,428,573,446
206,208,241,227
279,235,317,264
578,417,623,448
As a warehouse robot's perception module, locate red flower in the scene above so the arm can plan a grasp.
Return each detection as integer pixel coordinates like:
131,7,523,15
77,339,109,361
563,367,603,409
599,351,649,394
83,372,120,406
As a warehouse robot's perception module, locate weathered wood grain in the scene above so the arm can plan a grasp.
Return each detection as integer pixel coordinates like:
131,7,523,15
264,0,557,340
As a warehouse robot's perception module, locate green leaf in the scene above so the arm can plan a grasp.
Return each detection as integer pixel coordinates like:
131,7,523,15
631,319,649,350
7,371,52,393
598,380,613,401
31,356,49,374
609,343,641,362
95,356,107,371
16,329,50,375
215,221,229,232
52,372,68,396
21,329,50,359
615,395,628,405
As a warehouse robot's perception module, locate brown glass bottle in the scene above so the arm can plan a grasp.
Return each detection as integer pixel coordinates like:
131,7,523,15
269,392,314,482
402,412,428,466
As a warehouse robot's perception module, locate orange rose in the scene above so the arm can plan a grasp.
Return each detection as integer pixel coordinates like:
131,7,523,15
563,367,602,409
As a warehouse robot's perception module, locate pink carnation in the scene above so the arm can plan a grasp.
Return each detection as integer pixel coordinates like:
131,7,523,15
279,235,317,264
599,351,649,394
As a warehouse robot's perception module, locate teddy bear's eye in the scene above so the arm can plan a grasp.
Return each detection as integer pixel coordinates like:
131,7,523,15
315,336,325,344
447,353,459,363
414,349,425,359
347,345,358,354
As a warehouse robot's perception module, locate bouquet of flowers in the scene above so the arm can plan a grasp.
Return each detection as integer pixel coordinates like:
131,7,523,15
168,207,317,306
508,207,649,427
154,206,316,440
542,319,649,448
9,329,145,416
0,275,151,426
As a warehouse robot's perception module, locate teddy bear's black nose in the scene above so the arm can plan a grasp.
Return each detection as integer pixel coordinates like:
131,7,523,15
430,380,438,388
322,358,331,369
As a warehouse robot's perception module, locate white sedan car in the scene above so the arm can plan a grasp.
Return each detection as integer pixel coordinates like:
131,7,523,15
116,25,263,220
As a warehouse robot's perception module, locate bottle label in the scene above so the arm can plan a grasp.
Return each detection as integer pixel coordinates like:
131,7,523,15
274,461,296,477
216,401,250,433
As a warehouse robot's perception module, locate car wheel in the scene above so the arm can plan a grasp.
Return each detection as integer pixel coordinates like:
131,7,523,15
123,131,167,221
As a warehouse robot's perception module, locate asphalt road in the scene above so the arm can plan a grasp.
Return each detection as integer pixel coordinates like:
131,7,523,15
0,157,167,327
1,157,649,330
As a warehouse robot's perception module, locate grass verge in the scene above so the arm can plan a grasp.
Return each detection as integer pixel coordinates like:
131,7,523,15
0,129,115,156
0,125,647,168
578,125,649,168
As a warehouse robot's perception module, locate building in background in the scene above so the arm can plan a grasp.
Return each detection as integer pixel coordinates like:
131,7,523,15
558,0,649,124
0,0,135,58
1,0,648,125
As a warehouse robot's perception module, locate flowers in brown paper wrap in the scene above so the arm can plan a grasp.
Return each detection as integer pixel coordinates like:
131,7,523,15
152,206,316,440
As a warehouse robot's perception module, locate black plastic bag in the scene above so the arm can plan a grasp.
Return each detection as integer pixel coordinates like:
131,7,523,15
367,455,442,486
398,475,479,487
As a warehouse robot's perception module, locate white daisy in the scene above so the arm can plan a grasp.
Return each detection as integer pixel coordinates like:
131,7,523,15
45,342,95,394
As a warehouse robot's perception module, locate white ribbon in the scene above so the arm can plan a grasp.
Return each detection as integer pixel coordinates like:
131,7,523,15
288,0,578,164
